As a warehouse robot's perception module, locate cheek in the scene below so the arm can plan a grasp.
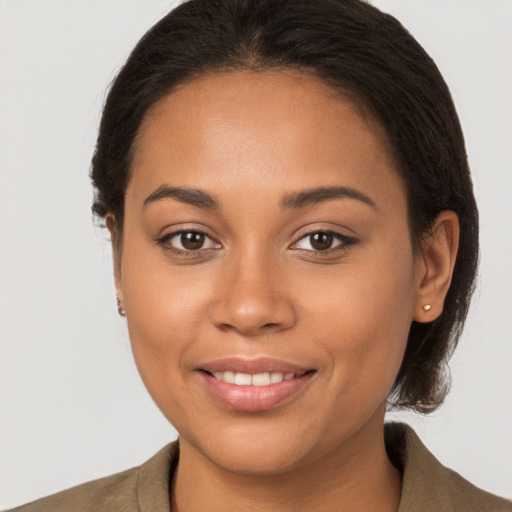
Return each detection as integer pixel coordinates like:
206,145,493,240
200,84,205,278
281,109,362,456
303,245,415,401
119,238,213,399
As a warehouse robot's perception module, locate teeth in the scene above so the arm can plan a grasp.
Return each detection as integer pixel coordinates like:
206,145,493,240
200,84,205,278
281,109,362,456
252,373,271,386
234,373,252,385
212,371,296,385
223,371,236,384
270,372,284,383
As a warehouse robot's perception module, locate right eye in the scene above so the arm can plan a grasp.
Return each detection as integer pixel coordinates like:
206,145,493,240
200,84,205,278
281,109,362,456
157,230,221,253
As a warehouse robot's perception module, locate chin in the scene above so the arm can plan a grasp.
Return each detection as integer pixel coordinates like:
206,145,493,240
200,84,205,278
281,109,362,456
182,418,318,476
205,442,308,476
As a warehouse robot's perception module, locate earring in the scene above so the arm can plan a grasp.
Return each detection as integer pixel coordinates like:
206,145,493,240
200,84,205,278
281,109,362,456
117,298,126,317
423,304,431,312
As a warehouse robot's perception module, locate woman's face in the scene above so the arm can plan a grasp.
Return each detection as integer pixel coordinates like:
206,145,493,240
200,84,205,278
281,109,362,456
116,70,424,474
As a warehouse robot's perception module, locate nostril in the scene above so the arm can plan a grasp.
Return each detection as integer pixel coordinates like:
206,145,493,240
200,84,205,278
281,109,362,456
210,290,297,335
217,321,281,335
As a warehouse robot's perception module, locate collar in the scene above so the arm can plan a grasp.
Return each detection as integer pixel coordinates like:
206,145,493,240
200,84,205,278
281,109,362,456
134,424,511,511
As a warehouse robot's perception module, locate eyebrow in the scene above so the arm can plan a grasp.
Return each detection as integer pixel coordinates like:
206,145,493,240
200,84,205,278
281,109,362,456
143,184,376,211
280,186,376,210
143,185,220,210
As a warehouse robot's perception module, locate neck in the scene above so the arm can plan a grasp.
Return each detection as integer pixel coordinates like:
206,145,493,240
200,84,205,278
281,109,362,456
172,416,401,512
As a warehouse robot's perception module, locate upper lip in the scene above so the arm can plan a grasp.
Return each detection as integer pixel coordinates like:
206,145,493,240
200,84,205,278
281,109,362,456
199,357,313,375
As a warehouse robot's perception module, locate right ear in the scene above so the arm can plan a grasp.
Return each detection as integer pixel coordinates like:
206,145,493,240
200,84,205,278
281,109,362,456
105,213,124,310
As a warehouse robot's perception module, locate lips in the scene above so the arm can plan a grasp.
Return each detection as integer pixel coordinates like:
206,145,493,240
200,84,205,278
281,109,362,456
198,357,316,412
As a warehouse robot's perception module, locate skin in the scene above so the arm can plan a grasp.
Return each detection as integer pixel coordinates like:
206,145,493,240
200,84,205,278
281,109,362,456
108,70,458,512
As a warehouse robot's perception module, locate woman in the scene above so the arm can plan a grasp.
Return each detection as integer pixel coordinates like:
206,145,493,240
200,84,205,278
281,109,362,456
3,0,511,510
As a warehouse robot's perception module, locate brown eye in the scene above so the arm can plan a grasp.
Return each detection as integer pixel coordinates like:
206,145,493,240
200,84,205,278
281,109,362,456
158,230,221,254
181,231,205,250
309,232,333,251
291,230,358,254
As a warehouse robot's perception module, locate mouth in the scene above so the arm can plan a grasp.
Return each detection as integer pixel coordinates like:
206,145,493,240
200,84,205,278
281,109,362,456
197,358,316,412
204,370,311,386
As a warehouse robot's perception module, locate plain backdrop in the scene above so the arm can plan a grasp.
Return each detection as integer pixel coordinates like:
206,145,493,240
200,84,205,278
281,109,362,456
1,0,511,508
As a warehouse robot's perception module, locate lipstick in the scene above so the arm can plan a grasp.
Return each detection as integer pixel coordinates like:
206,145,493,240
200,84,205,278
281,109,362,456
198,357,315,412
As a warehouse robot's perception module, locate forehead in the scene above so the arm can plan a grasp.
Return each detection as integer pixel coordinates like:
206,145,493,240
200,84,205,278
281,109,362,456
128,69,405,210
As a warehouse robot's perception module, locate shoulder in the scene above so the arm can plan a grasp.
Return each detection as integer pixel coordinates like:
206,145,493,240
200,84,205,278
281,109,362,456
385,423,512,512
5,467,139,512
5,442,178,512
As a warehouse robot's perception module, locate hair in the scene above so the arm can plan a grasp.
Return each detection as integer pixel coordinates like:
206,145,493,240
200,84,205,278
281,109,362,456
90,0,479,413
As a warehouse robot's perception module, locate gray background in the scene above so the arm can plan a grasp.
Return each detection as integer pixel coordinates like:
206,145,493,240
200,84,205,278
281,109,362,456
1,0,511,508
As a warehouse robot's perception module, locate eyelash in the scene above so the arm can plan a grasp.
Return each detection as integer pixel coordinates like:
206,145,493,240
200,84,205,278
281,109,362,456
155,229,358,257
290,231,358,256
156,230,221,256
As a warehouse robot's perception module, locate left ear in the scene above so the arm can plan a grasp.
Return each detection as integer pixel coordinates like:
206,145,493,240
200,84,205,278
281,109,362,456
413,210,460,323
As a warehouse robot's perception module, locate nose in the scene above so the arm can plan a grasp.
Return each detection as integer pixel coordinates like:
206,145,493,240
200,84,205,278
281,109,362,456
210,253,297,337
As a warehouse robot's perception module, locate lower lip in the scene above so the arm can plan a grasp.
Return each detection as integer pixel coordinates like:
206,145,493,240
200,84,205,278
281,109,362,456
200,372,315,412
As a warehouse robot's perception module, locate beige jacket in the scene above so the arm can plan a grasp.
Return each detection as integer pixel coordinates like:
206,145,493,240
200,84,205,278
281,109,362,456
7,423,511,511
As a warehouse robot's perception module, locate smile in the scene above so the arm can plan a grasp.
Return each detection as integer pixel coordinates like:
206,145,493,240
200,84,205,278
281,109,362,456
211,371,298,386
198,358,316,412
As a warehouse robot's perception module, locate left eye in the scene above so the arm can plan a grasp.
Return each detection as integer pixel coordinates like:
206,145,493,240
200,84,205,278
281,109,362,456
292,231,350,252
160,231,220,252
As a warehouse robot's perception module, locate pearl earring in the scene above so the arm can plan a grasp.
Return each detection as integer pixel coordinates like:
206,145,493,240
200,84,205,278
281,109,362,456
423,304,431,312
